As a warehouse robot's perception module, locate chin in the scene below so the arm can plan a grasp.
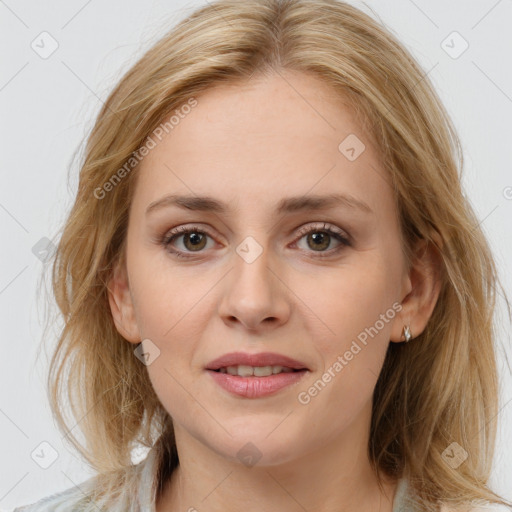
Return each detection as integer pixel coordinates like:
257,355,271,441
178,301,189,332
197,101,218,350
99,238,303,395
207,422,304,468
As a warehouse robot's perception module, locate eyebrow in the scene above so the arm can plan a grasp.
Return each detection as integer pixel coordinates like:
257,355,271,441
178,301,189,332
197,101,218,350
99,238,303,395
145,193,374,216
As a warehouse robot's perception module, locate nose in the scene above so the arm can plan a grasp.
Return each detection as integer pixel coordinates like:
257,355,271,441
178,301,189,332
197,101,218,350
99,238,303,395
218,244,291,333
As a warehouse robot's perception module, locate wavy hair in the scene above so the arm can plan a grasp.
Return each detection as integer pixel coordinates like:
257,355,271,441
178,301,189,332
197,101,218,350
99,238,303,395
42,0,511,510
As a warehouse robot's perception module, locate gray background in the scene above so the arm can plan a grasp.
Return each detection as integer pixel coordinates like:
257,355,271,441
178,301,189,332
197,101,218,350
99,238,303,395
1,0,511,510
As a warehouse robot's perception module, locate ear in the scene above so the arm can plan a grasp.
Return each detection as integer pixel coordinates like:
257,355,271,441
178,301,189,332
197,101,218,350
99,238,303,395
390,234,443,343
107,258,141,344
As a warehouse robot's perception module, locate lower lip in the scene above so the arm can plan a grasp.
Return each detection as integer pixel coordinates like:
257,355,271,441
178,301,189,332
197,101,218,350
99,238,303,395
206,369,308,398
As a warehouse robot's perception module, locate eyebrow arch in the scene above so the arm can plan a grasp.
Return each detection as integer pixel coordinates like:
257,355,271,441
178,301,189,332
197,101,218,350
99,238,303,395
145,192,374,216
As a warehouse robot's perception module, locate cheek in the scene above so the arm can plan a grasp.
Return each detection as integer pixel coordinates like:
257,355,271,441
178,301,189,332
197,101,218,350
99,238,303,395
129,247,216,340
298,254,397,353
137,302,209,426
295,255,397,412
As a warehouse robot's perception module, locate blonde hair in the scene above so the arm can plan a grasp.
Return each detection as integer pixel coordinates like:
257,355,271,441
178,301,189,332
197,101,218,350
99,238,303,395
43,0,511,509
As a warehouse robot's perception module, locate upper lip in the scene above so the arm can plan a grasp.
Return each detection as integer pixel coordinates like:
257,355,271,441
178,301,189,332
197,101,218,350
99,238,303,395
206,352,309,371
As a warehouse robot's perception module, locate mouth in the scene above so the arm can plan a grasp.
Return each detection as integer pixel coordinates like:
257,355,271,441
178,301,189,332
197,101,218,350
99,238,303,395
206,366,308,399
209,365,305,377
205,351,310,373
205,352,309,398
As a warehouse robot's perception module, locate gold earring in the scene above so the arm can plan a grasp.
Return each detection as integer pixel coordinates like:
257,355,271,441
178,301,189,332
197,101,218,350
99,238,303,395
402,325,412,342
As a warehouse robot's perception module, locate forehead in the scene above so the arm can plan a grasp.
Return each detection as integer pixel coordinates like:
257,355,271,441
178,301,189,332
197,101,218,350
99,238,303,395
133,70,392,218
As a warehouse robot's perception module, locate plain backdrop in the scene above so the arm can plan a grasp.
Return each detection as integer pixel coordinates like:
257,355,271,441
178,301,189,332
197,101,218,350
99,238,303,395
1,0,511,510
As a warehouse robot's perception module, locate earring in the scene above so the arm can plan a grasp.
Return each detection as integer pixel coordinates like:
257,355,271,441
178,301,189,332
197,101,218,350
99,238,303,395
402,325,412,342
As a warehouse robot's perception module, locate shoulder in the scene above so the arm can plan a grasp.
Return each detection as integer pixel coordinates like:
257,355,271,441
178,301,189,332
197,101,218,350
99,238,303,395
394,478,503,512
12,478,95,511
12,443,162,512
441,505,508,512
439,497,511,512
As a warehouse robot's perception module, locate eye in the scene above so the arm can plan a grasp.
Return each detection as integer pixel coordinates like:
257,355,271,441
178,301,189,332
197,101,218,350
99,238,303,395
292,222,351,257
161,225,215,258
160,222,351,259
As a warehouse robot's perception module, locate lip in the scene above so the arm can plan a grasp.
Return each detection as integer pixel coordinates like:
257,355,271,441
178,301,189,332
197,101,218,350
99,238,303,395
207,370,308,398
205,351,309,371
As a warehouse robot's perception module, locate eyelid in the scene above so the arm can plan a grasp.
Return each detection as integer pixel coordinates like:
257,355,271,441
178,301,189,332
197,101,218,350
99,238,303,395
294,222,351,244
161,224,217,247
160,221,352,258
162,222,349,241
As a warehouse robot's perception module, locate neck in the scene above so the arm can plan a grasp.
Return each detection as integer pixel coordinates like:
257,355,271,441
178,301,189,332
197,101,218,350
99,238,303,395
157,403,398,512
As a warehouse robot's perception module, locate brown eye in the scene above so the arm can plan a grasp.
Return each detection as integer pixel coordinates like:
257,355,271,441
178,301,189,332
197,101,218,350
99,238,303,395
305,231,331,251
161,225,214,258
294,223,351,257
161,222,351,260
181,231,207,251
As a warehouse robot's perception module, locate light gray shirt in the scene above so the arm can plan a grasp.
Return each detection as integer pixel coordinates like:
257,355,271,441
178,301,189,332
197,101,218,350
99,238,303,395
12,445,492,512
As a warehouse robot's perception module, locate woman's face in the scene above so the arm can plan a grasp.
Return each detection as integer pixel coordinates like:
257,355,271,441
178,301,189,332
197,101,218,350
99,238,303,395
110,70,412,466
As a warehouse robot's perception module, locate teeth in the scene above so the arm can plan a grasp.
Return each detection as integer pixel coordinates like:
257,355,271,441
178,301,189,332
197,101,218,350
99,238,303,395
218,365,295,376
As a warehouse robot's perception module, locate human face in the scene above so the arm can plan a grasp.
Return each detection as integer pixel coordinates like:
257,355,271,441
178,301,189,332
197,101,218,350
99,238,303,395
115,70,409,466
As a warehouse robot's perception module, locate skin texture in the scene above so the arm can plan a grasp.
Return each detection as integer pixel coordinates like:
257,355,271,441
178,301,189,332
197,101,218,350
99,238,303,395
108,69,441,512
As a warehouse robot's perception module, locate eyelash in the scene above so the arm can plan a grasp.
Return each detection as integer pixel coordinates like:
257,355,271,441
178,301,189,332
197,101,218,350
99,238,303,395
161,223,351,260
